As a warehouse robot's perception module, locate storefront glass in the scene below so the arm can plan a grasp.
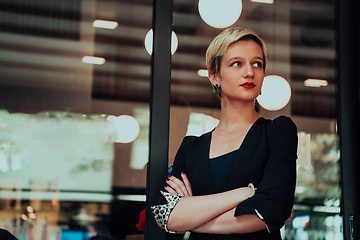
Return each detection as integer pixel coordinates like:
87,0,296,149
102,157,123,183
0,0,152,239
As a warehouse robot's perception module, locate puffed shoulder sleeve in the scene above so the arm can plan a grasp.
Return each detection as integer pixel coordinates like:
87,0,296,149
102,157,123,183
235,116,298,232
171,136,195,179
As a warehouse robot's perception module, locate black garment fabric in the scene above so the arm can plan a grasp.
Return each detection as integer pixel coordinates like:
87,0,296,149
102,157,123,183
0,229,18,240
171,116,298,240
209,149,237,191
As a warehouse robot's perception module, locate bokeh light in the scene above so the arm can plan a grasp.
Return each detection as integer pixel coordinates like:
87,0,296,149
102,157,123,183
257,75,291,111
92,20,118,29
292,215,310,229
304,78,328,87
144,29,178,55
27,206,34,213
197,69,208,77
107,115,140,143
198,0,242,28
82,56,105,65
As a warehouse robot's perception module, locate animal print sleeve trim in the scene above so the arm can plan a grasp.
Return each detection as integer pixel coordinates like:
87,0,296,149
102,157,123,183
150,191,184,234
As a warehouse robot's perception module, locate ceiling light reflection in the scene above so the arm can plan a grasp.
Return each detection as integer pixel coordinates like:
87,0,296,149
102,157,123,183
197,69,208,77
117,194,146,202
93,20,118,29
304,79,328,87
144,29,178,55
82,56,105,65
313,206,340,214
257,75,291,111
198,0,242,28
251,0,274,4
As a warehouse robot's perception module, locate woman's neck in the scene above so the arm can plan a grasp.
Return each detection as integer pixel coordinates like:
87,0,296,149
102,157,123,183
217,99,259,132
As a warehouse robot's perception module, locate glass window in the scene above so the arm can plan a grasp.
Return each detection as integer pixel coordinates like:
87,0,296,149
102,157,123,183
0,0,152,239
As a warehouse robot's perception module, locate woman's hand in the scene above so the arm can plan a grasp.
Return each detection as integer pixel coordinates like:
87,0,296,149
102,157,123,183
285,207,294,222
237,185,255,200
165,172,193,197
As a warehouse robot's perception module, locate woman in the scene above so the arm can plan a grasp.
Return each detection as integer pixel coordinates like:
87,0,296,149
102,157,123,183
151,27,298,239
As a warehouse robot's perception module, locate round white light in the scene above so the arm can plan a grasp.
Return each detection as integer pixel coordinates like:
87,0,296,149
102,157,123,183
292,215,310,229
198,0,242,28
257,75,291,111
107,115,140,143
144,29,178,55
106,115,117,122
27,206,34,213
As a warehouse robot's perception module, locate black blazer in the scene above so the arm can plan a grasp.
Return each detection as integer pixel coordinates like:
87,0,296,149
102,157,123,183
0,229,18,240
171,116,298,240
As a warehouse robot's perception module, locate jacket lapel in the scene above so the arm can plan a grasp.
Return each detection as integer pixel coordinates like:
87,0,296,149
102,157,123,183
222,117,267,191
187,131,219,195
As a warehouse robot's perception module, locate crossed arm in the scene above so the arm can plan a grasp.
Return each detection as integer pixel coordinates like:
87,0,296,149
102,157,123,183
164,173,267,234
161,117,297,234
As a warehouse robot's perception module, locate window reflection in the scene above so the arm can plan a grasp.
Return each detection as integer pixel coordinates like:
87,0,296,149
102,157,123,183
0,0,151,238
291,132,341,240
0,111,113,192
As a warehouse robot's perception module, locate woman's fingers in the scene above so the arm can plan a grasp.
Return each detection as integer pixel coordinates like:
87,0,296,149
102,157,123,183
164,185,177,194
285,207,294,222
166,175,189,196
181,172,193,196
171,175,189,196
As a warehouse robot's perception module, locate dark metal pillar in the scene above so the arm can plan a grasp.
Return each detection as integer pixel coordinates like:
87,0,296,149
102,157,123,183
145,0,173,239
336,0,360,239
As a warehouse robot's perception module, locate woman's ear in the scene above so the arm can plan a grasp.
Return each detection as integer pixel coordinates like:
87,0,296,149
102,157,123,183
208,71,219,86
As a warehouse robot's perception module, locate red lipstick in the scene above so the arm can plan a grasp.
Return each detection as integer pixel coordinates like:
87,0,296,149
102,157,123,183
240,82,256,89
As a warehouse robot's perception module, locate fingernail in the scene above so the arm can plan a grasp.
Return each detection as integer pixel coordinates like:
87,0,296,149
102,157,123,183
164,185,167,188
166,179,170,181
168,175,172,178
181,172,185,175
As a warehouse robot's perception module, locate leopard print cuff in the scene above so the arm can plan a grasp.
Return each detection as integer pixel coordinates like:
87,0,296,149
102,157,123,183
150,191,184,233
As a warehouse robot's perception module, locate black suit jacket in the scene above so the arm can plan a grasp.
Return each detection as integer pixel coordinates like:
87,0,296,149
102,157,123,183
171,116,298,240
0,229,18,240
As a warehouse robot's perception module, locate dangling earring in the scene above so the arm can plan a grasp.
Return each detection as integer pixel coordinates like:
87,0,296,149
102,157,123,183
215,84,220,95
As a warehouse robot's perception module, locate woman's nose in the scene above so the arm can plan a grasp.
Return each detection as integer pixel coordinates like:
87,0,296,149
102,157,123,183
244,63,254,78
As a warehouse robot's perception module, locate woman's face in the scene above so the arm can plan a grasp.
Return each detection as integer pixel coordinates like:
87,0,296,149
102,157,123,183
216,39,264,102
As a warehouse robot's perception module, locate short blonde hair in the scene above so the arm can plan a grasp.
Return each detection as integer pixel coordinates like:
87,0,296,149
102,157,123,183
206,27,267,75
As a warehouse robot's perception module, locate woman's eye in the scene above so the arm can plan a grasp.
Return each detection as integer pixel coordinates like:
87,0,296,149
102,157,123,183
232,62,241,67
253,62,262,68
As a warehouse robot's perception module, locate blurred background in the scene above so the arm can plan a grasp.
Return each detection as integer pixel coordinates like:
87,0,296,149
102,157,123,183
0,0,341,239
